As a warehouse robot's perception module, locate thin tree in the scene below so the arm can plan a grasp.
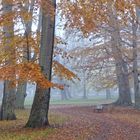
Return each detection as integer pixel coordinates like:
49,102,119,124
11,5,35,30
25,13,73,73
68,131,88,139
16,0,35,109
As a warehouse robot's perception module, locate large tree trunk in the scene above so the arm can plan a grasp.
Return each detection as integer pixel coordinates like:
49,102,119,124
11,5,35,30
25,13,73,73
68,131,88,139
107,1,132,106
26,0,56,128
0,81,16,120
0,0,16,120
114,60,132,106
132,10,140,108
26,87,50,127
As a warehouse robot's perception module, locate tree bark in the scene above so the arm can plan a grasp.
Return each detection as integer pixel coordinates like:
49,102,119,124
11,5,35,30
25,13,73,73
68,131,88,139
114,59,132,106
26,0,56,128
15,83,27,109
1,81,16,120
107,1,132,106
106,88,111,100
0,0,16,120
132,10,140,108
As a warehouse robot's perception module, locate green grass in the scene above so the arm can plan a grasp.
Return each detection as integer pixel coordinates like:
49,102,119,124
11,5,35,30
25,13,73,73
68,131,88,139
50,98,116,105
25,98,117,108
0,109,68,140
0,128,54,140
24,96,117,110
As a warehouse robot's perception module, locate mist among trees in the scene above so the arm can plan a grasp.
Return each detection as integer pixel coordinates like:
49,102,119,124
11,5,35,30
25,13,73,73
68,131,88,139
0,0,140,139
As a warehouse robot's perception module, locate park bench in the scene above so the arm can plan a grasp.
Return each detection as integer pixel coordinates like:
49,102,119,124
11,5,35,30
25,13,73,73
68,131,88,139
94,104,104,113
94,104,114,113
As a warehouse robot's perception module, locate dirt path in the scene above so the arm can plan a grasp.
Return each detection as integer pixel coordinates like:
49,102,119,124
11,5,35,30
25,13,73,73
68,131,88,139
47,105,140,140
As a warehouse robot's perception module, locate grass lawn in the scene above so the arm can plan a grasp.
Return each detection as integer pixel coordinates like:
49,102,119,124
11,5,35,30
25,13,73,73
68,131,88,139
50,98,116,105
0,109,68,140
0,105,140,140
25,98,117,107
2,98,116,140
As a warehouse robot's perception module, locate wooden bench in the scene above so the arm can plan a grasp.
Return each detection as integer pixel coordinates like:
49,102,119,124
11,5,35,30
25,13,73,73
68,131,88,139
94,104,104,113
94,104,114,113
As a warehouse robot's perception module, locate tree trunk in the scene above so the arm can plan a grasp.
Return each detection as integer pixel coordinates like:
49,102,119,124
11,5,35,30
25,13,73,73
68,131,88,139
26,0,56,128
67,87,72,99
60,79,70,100
15,0,35,109
63,84,72,100
106,88,111,100
114,60,132,106
61,88,68,100
107,1,132,106
1,81,16,120
15,82,27,109
0,0,16,120
25,87,50,127
83,71,87,99
132,12,140,108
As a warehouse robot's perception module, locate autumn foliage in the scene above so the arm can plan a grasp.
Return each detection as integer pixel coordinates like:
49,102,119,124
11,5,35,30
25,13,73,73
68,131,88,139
0,0,77,89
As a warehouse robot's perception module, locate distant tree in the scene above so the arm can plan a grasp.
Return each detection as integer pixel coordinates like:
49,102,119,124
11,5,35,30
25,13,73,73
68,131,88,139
58,0,140,106
107,1,132,105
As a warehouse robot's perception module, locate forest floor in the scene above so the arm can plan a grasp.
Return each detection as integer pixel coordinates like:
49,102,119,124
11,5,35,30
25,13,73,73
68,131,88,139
1,105,140,140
